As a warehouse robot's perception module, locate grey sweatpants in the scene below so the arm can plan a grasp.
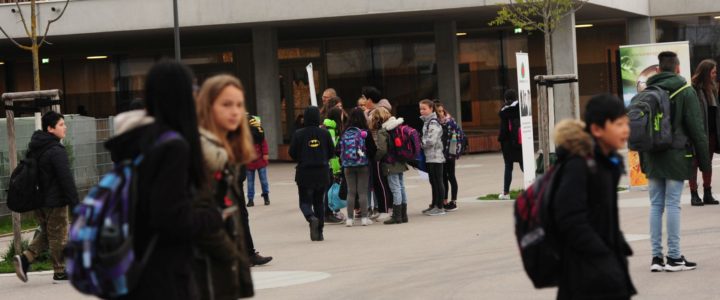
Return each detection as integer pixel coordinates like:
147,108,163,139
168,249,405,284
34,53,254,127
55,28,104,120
345,166,369,219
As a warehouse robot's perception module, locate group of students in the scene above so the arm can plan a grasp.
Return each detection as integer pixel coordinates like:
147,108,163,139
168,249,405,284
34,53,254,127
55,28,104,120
290,87,463,240
13,61,272,299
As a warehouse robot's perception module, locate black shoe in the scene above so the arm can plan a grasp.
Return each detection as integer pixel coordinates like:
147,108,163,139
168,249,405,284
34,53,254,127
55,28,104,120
249,252,273,266
247,199,254,207
691,191,704,206
664,255,697,272
262,194,270,205
401,203,408,223
325,213,344,225
309,217,320,241
444,201,458,212
384,205,403,225
703,188,720,205
52,271,69,283
650,256,664,272
13,254,30,283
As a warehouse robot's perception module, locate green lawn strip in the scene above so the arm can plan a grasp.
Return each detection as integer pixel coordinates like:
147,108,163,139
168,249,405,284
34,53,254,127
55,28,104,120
0,215,38,235
0,239,52,274
478,189,523,200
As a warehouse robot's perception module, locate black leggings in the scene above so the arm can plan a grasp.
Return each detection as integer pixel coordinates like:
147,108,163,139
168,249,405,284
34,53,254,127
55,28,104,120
427,163,445,209
443,159,458,201
370,161,393,213
236,182,256,255
503,160,524,194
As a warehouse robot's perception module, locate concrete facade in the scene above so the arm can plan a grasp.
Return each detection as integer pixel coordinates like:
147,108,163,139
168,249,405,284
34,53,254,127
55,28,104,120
627,17,655,45
252,28,282,159
551,12,580,122
434,21,462,123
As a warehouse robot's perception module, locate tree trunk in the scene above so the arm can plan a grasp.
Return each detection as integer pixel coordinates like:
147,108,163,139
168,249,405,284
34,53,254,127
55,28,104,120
31,0,40,91
541,30,553,171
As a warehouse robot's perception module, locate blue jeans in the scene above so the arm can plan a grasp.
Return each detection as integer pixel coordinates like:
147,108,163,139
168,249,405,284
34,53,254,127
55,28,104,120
247,167,270,200
387,173,408,206
648,178,684,259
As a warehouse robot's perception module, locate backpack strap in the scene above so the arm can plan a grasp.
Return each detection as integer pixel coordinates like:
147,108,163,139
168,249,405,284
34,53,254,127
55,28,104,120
670,83,692,99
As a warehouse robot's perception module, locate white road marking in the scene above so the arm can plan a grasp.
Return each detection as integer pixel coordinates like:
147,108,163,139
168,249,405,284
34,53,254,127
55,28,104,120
252,271,331,289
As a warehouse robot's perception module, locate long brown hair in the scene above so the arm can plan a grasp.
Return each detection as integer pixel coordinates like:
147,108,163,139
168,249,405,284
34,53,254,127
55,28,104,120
196,74,256,164
692,59,717,98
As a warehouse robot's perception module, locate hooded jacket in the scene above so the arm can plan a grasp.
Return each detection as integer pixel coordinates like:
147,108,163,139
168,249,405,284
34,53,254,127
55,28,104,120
420,112,446,164
289,106,335,188
376,117,409,175
551,120,636,300
323,118,342,175
28,130,79,208
106,110,223,300
694,83,720,154
498,101,523,163
640,71,711,180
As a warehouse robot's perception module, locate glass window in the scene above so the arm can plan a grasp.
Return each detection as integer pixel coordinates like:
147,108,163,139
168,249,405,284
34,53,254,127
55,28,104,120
657,15,720,69
326,39,373,109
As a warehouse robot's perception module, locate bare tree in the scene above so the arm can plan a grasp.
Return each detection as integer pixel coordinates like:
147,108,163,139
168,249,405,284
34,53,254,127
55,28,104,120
0,0,70,91
490,0,586,76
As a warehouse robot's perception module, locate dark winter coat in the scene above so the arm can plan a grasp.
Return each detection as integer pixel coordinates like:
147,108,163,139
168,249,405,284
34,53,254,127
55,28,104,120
694,84,720,154
551,121,636,300
28,130,79,208
498,101,522,163
376,117,408,175
640,71,711,180
106,115,223,300
289,106,336,188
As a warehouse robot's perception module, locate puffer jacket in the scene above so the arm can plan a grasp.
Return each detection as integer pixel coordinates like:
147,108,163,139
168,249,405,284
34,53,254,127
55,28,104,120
551,120,636,300
420,112,445,163
28,130,79,208
375,117,409,175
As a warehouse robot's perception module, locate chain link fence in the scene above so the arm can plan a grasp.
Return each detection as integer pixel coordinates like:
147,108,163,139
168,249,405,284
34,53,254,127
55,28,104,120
0,116,114,218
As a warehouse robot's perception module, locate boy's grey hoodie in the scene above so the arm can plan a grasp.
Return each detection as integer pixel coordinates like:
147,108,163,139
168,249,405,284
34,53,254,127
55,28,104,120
420,112,446,163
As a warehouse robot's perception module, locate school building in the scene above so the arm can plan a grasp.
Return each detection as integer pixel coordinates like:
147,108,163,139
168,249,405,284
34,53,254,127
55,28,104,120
1,0,719,159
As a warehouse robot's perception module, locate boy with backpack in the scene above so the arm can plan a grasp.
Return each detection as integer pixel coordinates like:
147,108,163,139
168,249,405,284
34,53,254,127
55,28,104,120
551,95,636,299
636,51,710,272
14,111,79,283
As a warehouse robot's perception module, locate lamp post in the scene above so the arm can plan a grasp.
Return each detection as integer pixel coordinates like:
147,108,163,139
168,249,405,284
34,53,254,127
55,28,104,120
173,0,181,60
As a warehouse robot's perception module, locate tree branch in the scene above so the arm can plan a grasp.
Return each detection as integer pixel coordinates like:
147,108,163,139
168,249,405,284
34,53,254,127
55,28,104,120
0,25,32,50
14,0,32,38
39,0,70,48
507,0,543,32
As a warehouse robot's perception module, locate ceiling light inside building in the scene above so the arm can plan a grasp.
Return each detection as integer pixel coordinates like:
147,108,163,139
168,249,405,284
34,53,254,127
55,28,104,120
42,58,50,64
456,32,467,36
575,24,594,28
0,62,4,65
87,56,108,60
715,16,720,19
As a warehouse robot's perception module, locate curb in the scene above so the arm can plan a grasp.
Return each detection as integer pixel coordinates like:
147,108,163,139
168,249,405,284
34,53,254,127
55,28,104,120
0,229,37,239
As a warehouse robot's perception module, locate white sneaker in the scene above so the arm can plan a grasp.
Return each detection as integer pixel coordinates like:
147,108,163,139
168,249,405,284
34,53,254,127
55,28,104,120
361,217,372,226
499,193,511,200
377,213,390,221
346,218,353,227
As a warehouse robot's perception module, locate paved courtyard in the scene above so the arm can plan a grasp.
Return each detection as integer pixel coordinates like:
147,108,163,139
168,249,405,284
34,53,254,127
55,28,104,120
2,152,720,299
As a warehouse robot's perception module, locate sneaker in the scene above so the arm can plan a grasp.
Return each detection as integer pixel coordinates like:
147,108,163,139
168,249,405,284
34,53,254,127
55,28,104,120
346,218,353,227
361,217,372,226
250,252,273,266
52,271,68,283
13,254,29,283
262,194,270,206
247,200,255,207
427,208,446,216
326,213,344,225
664,255,697,272
369,209,380,220
421,205,434,215
444,201,458,212
650,256,664,272
499,193,511,200
377,213,390,221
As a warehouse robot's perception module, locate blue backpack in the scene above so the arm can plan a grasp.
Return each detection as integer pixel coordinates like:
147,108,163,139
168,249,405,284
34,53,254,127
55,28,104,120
327,182,347,211
340,127,369,167
65,131,181,298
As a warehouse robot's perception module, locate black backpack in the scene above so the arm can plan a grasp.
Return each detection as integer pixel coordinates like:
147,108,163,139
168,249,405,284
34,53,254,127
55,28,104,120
7,145,54,213
627,84,691,152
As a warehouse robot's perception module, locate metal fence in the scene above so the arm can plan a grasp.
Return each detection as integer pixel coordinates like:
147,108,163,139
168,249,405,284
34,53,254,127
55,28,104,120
0,117,114,217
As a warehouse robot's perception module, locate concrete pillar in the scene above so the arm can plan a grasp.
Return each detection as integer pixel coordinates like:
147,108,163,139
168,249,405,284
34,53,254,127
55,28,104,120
551,12,580,122
627,17,655,45
252,27,282,159
434,21,462,123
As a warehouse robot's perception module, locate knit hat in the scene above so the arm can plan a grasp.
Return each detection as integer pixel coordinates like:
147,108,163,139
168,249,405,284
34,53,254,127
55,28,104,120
376,99,392,112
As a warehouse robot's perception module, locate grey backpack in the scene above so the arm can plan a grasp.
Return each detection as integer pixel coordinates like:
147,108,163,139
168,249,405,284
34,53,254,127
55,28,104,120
627,83,691,152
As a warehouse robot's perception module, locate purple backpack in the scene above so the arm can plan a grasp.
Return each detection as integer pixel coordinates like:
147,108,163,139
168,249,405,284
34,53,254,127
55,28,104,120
385,125,421,164
340,127,369,167
65,131,181,298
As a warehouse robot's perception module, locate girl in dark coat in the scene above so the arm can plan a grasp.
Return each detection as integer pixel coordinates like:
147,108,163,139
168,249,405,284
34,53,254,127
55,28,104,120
498,89,523,199
108,61,223,300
